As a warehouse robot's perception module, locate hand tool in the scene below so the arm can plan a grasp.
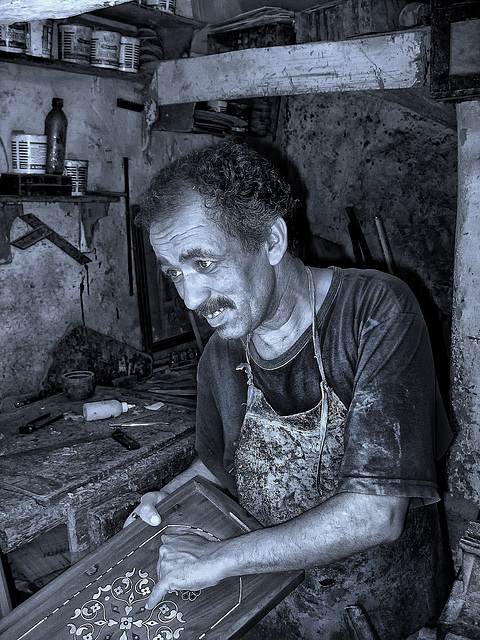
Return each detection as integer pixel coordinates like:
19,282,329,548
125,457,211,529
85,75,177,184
20,213,91,265
18,413,64,434
111,428,141,450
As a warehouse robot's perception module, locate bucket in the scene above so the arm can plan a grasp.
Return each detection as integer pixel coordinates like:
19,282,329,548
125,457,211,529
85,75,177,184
0,23,28,53
119,35,140,73
11,133,47,174
90,30,121,69
26,20,53,58
63,159,88,196
58,24,92,65
145,0,176,13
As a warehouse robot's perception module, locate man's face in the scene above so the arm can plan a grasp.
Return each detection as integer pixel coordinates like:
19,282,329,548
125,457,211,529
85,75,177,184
149,195,276,340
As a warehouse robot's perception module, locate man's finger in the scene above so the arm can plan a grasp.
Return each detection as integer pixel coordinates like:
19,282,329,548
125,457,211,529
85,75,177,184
146,579,168,610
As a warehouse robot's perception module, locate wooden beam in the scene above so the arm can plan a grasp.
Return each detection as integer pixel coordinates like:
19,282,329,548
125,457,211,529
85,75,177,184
153,28,429,105
0,0,131,24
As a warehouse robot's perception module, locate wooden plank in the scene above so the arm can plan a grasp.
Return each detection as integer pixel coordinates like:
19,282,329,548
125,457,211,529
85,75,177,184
153,28,429,105
0,0,131,24
0,477,303,639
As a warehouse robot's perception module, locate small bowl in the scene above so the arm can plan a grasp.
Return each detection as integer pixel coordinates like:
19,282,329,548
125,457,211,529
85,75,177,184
61,370,96,400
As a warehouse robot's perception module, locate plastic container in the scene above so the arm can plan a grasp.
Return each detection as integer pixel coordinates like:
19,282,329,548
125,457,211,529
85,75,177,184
45,98,68,175
119,35,140,73
26,20,53,58
58,24,92,65
63,159,88,196
90,30,121,69
83,399,134,421
0,23,27,53
11,132,47,174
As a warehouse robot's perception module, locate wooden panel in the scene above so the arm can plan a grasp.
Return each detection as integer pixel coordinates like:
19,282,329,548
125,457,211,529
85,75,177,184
0,477,303,639
152,29,428,105
450,20,480,76
430,0,480,101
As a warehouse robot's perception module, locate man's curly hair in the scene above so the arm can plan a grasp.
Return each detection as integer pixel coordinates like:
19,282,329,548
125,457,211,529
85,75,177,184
135,141,299,254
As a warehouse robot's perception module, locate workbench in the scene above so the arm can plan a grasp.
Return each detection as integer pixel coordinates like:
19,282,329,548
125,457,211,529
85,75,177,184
0,383,197,616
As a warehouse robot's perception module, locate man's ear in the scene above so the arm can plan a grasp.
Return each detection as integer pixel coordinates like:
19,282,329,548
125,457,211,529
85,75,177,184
266,218,288,266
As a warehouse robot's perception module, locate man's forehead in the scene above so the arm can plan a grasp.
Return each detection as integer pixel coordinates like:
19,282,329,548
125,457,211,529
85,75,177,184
150,218,233,265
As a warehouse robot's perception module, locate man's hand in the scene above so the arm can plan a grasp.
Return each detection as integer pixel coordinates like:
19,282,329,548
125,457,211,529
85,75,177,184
124,458,225,528
124,489,169,527
146,527,228,609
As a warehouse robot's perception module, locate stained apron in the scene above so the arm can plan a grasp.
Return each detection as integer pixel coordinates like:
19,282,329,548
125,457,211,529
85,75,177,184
234,268,449,640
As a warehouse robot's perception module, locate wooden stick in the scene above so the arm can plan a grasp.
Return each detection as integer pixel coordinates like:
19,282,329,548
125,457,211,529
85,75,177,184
374,215,397,275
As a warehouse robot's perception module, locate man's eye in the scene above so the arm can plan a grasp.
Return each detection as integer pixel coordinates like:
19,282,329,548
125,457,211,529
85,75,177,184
197,260,213,271
165,268,182,279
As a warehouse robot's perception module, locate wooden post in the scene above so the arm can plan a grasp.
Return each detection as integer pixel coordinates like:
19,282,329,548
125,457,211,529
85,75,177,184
447,100,480,547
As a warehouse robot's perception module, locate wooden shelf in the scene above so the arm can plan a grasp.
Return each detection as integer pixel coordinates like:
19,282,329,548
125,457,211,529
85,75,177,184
0,192,124,204
0,51,148,83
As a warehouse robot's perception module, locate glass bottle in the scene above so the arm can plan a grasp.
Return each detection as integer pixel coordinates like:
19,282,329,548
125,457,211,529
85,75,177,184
44,97,68,174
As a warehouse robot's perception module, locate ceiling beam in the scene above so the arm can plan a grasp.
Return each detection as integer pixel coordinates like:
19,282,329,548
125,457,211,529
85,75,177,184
152,28,429,105
0,0,131,24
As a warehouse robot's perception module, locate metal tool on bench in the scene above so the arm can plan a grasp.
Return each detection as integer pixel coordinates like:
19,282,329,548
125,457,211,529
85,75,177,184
18,412,64,434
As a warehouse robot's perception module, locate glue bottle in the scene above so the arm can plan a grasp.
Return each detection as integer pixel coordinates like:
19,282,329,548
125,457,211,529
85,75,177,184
83,399,134,421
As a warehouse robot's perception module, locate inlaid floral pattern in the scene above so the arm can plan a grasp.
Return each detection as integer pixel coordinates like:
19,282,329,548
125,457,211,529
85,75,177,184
67,568,198,640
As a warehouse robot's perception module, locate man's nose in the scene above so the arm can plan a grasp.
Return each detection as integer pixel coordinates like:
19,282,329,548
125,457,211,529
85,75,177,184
178,272,210,311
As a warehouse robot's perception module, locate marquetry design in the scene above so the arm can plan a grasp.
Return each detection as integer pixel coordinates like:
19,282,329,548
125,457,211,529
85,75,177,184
67,567,188,640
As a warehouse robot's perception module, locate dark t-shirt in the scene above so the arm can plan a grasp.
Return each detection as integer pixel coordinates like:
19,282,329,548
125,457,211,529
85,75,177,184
196,267,452,502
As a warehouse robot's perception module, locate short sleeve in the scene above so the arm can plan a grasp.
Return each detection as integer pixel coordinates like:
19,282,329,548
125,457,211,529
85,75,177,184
336,311,441,505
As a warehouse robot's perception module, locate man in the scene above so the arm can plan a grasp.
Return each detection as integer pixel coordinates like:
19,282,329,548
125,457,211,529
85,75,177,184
126,141,452,640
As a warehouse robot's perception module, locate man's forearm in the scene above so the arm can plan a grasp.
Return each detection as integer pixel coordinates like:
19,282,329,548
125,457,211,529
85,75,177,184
216,492,409,576
146,490,409,606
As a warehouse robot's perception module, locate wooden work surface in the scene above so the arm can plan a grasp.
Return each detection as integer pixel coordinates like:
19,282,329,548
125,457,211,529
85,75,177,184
0,477,304,640
0,384,196,555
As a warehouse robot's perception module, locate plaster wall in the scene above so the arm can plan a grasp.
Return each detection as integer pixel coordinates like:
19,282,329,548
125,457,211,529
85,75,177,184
0,62,212,401
275,92,457,318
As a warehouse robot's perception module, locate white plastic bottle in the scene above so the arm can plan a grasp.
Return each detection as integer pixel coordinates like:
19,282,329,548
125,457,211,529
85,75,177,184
83,399,134,421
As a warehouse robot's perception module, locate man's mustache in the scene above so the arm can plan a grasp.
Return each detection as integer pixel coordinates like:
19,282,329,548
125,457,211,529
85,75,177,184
195,297,236,318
